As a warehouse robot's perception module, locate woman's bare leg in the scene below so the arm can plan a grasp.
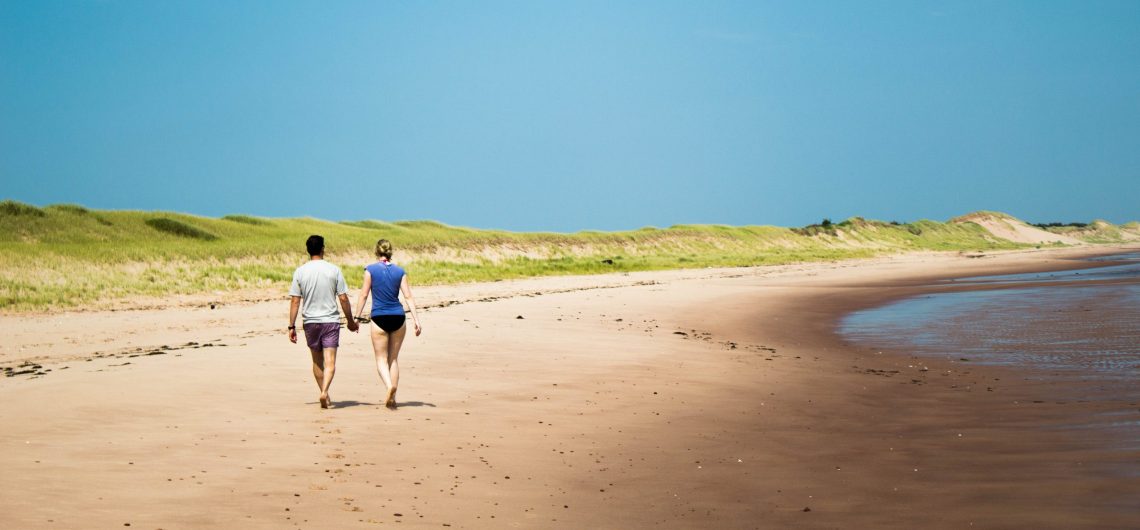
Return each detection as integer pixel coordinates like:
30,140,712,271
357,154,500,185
370,323,392,389
385,325,407,407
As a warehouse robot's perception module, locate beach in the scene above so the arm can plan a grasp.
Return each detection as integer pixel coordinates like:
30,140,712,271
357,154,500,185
1,246,1137,529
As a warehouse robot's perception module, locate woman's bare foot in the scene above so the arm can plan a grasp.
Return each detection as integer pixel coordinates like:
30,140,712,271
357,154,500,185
384,387,397,409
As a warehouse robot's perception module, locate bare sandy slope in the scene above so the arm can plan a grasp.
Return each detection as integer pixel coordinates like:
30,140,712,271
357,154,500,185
956,213,1084,245
1,247,1136,528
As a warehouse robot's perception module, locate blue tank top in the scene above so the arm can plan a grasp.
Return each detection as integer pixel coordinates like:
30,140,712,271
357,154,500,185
366,261,406,316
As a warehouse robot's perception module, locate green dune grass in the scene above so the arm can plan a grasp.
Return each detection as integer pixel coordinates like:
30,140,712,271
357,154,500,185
1035,220,1135,244
2,199,1113,312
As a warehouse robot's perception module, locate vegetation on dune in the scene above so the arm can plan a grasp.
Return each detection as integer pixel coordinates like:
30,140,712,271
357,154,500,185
0,203,1133,312
45,203,90,215
949,210,1017,223
1030,222,1089,229
221,214,271,226
1,200,46,217
145,218,220,241
791,218,838,237
1033,219,1137,244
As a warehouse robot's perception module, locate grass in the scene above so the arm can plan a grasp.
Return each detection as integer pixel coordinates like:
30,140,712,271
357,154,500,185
145,218,220,240
1030,222,1089,229
1,200,46,217
1034,219,1138,244
45,204,90,215
222,214,271,226
3,200,1128,312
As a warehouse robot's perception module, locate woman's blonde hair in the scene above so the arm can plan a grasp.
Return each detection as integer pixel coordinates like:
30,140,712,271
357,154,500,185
375,239,393,259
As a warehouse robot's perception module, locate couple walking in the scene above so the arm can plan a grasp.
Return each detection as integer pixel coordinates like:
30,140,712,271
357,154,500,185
287,235,422,409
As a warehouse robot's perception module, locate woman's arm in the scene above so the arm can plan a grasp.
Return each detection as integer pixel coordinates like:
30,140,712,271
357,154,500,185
355,270,372,320
400,274,422,336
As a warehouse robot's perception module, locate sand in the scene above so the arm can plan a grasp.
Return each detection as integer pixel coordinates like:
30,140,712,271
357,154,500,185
1,246,1137,529
952,213,1085,245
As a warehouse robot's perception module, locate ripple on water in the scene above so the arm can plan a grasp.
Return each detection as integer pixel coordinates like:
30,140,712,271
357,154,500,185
840,284,1140,378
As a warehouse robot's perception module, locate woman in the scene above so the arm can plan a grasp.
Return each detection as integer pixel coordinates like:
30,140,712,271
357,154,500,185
355,239,422,409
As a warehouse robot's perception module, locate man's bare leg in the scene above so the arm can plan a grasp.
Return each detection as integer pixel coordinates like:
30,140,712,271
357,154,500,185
319,347,337,408
311,347,336,408
309,347,325,407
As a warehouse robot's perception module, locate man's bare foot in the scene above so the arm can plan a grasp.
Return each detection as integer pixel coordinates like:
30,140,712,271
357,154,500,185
384,388,397,409
320,394,331,409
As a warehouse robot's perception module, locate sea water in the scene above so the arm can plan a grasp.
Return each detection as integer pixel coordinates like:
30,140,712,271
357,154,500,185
839,253,1140,444
839,253,1140,380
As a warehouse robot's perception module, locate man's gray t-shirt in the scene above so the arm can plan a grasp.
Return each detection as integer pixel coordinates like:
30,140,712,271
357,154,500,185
289,260,348,324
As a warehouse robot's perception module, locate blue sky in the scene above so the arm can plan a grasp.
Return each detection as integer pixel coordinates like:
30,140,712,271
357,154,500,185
2,1,1137,231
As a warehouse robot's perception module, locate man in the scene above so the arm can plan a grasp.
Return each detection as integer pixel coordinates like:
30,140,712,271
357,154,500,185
288,235,359,409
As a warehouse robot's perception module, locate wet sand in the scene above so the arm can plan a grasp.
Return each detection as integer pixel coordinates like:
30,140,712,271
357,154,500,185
1,246,1137,528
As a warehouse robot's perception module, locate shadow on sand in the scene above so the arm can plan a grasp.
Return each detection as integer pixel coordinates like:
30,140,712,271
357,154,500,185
314,400,437,409
396,401,436,408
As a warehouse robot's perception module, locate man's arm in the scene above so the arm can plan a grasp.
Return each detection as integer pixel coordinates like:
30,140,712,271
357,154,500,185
339,293,359,333
288,296,301,343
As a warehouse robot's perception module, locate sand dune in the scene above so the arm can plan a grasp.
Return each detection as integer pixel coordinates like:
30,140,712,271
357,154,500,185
953,212,1084,245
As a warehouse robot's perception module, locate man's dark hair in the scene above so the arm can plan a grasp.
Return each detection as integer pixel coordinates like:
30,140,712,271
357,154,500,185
306,235,325,257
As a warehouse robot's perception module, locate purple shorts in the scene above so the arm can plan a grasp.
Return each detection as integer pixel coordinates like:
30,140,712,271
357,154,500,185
303,322,341,350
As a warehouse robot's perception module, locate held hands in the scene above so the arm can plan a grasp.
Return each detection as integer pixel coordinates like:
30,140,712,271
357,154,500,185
347,318,360,333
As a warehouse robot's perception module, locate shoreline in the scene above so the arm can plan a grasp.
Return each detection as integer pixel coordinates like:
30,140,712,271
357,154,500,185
1,245,1137,528
758,247,1139,527
674,244,1139,527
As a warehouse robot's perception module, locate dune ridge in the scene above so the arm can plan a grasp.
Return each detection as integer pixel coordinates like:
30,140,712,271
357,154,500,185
2,199,1136,312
